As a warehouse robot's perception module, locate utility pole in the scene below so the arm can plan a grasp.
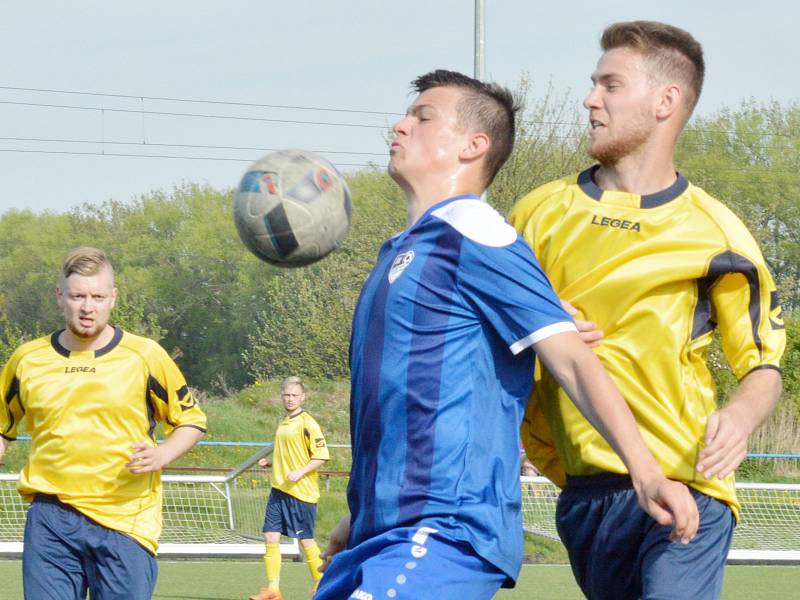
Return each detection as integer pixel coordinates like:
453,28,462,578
474,0,486,81
475,0,487,199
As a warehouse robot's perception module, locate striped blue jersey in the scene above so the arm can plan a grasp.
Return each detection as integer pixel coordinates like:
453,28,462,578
347,194,575,582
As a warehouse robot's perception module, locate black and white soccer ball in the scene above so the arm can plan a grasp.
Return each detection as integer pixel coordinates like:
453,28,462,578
233,150,352,267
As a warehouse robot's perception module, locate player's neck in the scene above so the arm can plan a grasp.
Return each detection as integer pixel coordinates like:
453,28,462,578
59,324,115,353
402,176,485,228
594,151,678,196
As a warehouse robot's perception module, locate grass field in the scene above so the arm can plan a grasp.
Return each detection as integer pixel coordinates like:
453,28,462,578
0,560,798,599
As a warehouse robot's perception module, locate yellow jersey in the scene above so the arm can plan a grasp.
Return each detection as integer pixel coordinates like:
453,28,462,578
0,327,207,553
270,410,329,503
509,167,786,516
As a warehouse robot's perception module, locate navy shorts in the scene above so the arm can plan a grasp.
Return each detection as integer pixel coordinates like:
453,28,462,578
263,488,317,539
315,525,506,600
556,473,735,600
23,494,157,600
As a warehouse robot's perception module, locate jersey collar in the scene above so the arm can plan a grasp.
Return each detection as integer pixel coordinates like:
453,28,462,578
578,165,688,208
51,326,123,358
391,193,483,242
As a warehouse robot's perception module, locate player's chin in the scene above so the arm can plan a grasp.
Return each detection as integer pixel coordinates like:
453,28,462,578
69,321,103,338
387,162,404,182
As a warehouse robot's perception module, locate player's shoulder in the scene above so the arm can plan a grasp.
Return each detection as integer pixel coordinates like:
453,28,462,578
511,173,578,214
118,329,172,364
684,181,762,253
431,196,517,248
5,334,52,368
299,410,321,426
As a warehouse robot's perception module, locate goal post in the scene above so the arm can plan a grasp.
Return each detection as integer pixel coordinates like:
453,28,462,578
521,476,800,563
0,444,301,558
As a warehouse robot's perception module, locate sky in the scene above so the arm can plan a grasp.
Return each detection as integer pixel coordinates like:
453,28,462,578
0,1,797,214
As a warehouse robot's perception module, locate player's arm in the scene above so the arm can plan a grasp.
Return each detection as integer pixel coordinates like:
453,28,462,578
133,346,208,474
319,514,350,572
287,458,326,482
697,257,786,480
127,426,205,474
288,418,330,481
697,368,781,480
0,436,8,464
534,331,699,543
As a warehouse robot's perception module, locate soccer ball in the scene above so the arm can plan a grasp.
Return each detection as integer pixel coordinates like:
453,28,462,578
233,149,352,267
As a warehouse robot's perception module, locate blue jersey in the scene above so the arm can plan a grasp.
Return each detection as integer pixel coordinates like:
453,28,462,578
348,194,575,582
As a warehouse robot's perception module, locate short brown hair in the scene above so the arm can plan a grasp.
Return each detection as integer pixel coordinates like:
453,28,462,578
411,70,520,187
601,21,705,115
61,247,114,280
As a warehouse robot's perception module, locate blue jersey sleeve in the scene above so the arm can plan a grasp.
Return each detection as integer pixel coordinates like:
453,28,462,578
458,236,575,354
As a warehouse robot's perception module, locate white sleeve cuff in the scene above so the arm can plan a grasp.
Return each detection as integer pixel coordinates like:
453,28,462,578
509,321,578,355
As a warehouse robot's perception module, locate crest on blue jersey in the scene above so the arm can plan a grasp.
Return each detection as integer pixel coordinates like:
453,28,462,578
388,250,415,283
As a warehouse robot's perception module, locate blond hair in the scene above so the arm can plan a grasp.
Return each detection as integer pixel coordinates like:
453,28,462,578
61,247,114,282
281,376,305,394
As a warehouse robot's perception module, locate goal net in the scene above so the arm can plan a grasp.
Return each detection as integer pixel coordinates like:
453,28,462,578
1,460,797,562
0,444,300,557
521,476,800,562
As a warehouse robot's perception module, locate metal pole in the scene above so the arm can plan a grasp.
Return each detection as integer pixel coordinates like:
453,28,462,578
474,0,486,80
475,0,488,200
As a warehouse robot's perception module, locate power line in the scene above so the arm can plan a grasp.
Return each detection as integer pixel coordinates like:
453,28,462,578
0,100,390,129
0,85,404,117
0,148,385,169
0,135,387,157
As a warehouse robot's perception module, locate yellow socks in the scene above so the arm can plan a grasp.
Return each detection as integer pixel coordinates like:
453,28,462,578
302,541,324,586
265,543,282,590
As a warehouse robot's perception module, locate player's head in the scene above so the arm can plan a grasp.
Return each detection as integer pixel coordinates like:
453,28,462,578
585,21,704,165
280,375,306,415
56,247,117,340
389,69,520,190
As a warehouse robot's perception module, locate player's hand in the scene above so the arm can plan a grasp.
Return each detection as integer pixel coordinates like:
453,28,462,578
286,469,304,482
560,299,603,348
319,515,350,573
697,405,750,480
126,442,168,474
633,476,699,544
258,458,272,468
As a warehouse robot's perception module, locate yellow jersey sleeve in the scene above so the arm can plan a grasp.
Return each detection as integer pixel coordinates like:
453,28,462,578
304,414,330,462
145,344,207,435
711,263,785,379
0,345,28,440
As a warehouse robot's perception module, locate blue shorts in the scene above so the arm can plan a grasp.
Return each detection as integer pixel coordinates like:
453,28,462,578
264,488,318,539
556,473,735,600
314,525,506,600
23,494,158,600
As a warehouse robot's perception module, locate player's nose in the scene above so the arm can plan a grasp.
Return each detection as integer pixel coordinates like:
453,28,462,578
392,115,411,136
583,86,602,110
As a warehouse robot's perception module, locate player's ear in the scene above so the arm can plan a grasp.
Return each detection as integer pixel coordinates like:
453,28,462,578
460,132,490,161
110,287,118,309
55,286,64,307
656,83,682,120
